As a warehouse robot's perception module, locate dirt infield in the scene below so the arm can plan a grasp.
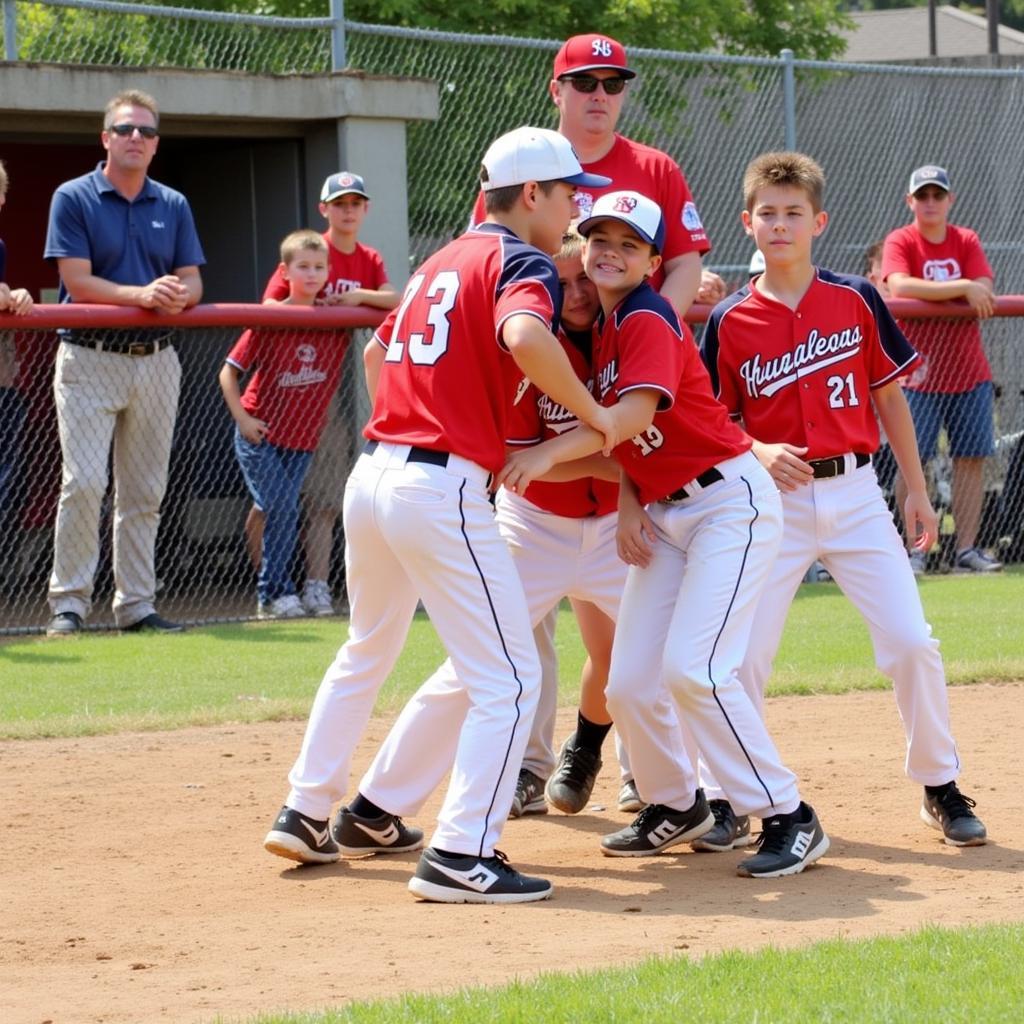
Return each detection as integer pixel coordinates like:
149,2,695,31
3,683,1023,1024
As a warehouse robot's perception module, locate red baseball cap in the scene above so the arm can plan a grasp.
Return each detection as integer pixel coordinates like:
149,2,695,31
553,34,636,80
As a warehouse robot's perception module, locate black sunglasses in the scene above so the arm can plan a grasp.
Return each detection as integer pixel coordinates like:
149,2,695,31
562,75,628,95
109,123,159,139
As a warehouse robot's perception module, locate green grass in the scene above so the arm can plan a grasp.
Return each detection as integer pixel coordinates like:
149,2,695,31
1,569,1021,740
238,923,1024,1023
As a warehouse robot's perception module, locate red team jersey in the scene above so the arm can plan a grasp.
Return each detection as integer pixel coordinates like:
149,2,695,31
262,235,388,304
472,134,709,293
368,223,560,475
592,282,750,506
506,327,618,518
227,327,348,451
881,223,993,394
702,269,919,459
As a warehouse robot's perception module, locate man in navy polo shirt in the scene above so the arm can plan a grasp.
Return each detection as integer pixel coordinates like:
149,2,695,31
44,89,205,636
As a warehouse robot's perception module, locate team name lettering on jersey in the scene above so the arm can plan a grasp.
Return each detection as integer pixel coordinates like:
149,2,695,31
923,258,961,282
278,365,328,389
597,358,619,400
537,393,583,433
738,324,862,399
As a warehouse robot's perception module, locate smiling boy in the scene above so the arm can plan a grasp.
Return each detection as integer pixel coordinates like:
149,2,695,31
499,190,829,878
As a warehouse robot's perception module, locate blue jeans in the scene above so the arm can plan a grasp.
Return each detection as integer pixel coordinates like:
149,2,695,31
234,429,312,603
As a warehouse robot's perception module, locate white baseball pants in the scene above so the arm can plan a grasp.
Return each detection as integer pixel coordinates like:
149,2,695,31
738,460,960,787
285,442,540,858
605,451,802,820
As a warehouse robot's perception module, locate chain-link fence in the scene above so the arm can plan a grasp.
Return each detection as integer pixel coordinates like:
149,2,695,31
2,302,1023,635
0,307,378,634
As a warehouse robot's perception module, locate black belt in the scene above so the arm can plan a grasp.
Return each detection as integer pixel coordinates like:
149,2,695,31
809,453,870,479
364,439,449,467
664,466,724,503
65,336,170,356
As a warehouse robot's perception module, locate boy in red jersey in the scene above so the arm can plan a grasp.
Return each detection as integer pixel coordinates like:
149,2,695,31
500,191,829,878
264,127,617,904
702,151,986,849
256,171,399,616
219,230,338,619
883,165,1001,574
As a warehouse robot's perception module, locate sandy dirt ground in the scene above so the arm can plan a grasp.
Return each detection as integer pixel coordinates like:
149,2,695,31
3,683,1023,1024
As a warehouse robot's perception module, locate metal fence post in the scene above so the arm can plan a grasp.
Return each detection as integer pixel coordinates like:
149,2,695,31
781,47,796,150
3,0,18,62
330,0,346,71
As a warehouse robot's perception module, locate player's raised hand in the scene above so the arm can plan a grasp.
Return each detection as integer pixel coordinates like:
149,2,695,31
903,488,938,552
752,440,812,492
696,269,727,305
495,446,555,496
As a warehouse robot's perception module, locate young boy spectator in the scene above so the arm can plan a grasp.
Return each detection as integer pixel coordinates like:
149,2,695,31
882,165,1001,574
0,160,33,317
220,230,341,619
500,191,829,879
254,172,399,616
263,127,616,903
701,151,986,849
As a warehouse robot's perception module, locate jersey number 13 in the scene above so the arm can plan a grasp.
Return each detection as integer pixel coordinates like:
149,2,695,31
384,271,460,366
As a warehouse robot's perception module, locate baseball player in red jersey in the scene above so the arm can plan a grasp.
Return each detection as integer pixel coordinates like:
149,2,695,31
702,152,986,849
264,126,616,904
499,191,830,878
349,231,626,827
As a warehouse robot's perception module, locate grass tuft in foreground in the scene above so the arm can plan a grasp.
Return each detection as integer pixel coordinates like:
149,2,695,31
240,923,1024,1023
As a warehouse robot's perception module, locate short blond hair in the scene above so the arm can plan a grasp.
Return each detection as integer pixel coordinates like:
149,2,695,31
554,227,585,263
104,90,159,130
280,229,328,265
743,151,825,213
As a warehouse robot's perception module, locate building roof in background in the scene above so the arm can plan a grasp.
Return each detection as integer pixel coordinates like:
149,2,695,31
843,5,1024,61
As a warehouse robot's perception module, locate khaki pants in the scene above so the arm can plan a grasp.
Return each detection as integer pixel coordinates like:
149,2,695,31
48,341,181,626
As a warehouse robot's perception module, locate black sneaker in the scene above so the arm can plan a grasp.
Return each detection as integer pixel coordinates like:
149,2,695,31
736,802,829,878
408,847,552,904
601,792,714,857
691,799,754,852
263,806,340,864
330,805,424,858
921,782,988,846
121,613,185,633
46,611,83,637
544,732,601,814
509,768,548,818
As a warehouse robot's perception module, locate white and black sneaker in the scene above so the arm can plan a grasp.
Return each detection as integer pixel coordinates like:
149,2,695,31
264,806,340,864
736,802,829,878
408,847,553,904
545,732,602,815
600,791,714,857
921,782,988,846
617,778,645,813
691,799,754,852
330,805,424,858
509,768,548,818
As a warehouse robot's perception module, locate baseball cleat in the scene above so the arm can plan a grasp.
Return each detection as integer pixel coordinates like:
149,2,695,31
264,806,340,864
921,782,988,846
617,778,646,813
691,799,754,852
509,768,548,818
330,805,424,858
545,732,601,814
408,847,553,904
601,791,714,857
736,802,829,878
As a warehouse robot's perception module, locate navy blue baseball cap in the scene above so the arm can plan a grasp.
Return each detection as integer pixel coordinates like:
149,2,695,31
908,165,951,195
321,171,370,202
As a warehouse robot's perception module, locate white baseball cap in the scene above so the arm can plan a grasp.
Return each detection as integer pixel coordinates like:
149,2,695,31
749,249,766,275
480,126,611,192
577,190,666,252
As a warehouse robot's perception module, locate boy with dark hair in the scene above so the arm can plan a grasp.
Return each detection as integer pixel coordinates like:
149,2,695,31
701,151,986,849
220,230,339,619
500,190,829,879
